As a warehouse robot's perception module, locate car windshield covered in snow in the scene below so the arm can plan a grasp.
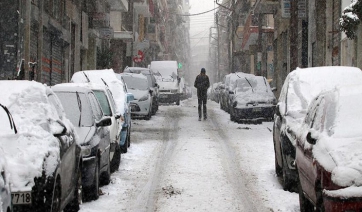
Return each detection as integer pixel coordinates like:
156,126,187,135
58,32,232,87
122,75,149,90
55,92,94,127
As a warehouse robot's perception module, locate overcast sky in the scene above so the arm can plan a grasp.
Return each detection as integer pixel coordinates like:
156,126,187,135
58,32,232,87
188,0,216,79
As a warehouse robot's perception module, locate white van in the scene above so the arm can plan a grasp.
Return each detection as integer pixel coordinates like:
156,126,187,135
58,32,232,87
150,61,181,105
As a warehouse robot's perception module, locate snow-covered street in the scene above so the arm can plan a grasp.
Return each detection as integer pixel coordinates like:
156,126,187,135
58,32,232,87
80,97,299,212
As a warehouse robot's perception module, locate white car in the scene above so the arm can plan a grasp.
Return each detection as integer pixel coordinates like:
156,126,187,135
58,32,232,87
85,83,124,173
71,69,134,153
118,73,153,120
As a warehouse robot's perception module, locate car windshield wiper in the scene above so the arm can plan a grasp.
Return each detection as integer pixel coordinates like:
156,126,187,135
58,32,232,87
101,78,108,87
244,77,254,93
263,77,268,92
76,92,82,127
0,103,17,134
83,72,90,83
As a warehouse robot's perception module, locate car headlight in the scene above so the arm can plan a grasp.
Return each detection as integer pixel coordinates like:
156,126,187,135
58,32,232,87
139,94,149,101
171,89,178,93
81,145,92,157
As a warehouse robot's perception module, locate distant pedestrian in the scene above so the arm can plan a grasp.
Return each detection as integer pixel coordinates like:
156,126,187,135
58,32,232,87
194,68,210,121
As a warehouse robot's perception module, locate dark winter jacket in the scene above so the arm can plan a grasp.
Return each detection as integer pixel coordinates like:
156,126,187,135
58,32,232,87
194,74,210,91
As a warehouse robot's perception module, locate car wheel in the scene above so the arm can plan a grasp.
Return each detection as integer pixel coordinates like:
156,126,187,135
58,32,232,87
86,159,99,201
64,166,82,212
298,173,314,212
274,141,282,177
121,130,128,153
230,108,236,122
145,109,152,120
281,151,293,191
100,154,111,186
51,180,61,212
110,144,121,173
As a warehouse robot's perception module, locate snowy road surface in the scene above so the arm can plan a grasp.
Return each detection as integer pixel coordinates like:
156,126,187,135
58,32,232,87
80,97,300,212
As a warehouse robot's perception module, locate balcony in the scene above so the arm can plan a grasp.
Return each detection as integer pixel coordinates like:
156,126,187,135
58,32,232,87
108,0,129,12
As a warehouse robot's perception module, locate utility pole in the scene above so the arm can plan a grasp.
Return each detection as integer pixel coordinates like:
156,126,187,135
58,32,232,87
289,0,298,71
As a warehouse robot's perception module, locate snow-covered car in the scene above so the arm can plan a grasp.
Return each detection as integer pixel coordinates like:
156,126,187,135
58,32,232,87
220,72,253,113
209,82,222,103
119,73,153,120
273,66,362,191
84,83,124,173
52,83,112,201
0,105,12,212
0,81,82,212
229,76,276,122
71,69,134,153
296,84,362,211
124,66,159,115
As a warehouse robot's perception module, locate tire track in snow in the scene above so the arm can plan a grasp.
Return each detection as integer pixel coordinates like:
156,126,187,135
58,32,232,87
207,109,260,212
131,106,182,212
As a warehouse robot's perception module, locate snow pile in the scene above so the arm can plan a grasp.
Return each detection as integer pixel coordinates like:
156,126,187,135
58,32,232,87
0,81,62,191
71,69,127,116
281,66,362,145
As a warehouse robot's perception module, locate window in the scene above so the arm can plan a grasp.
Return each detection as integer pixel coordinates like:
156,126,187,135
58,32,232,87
88,93,103,121
55,92,94,127
106,89,117,114
93,90,112,116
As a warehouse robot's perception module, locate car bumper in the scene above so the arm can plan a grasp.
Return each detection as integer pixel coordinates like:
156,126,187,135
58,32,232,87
323,192,362,212
130,101,150,116
158,93,179,103
12,176,51,211
233,106,275,120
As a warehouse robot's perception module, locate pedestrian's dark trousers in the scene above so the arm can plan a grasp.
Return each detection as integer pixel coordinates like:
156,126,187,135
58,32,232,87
197,89,207,118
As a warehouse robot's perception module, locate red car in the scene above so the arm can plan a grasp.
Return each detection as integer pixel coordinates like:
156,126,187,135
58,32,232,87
296,85,362,211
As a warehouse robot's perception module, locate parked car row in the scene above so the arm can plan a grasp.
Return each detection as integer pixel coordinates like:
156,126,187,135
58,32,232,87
0,69,138,212
209,72,277,123
272,66,362,211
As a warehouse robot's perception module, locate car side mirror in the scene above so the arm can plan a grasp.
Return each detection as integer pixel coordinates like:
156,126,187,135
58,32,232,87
229,91,234,95
96,117,112,127
306,132,317,145
149,89,153,95
115,114,121,119
52,120,67,137
127,93,134,103
155,83,158,87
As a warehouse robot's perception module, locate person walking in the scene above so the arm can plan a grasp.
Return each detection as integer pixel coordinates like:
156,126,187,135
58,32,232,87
194,68,210,121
